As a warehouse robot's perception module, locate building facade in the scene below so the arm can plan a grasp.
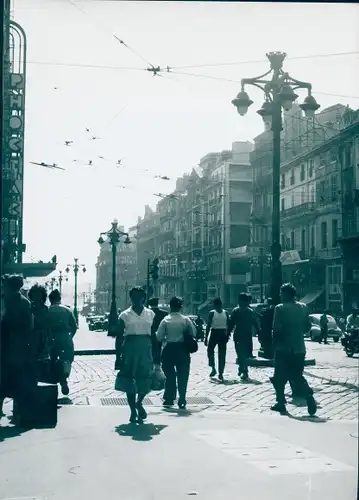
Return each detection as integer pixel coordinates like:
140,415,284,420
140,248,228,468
249,102,359,312
135,141,253,313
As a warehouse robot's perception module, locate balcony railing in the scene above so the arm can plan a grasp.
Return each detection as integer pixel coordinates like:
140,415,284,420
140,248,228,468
281,202,316,219
316,246,342,260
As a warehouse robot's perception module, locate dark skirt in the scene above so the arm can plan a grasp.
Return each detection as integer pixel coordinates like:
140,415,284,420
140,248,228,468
115,335,153,395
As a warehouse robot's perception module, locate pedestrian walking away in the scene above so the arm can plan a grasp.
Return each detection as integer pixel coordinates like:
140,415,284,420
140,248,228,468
0,274,36,424
115,286,160,423
270,283,317,416
319,311,329,344
28,284,52,381
47,289,78,396
157,296,196,409
205,298,230,381
148,297,168,354
228,293,260,381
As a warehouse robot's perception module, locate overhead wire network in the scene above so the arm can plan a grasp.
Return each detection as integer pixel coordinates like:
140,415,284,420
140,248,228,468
30,1,359,204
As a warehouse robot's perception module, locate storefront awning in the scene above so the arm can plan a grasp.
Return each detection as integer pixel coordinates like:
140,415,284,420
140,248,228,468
198,299,212,311
300,289,324,305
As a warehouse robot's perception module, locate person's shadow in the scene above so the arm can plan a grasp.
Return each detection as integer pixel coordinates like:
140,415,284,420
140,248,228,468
115,423,167,441
0,422,28,442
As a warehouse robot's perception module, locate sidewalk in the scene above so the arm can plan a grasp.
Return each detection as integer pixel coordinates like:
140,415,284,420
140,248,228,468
0,406,357,500
69,324,359,422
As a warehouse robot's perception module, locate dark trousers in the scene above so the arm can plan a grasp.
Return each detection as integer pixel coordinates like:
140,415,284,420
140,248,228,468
207,329,227,375
320,328,328,343
234,340,249,376
272,351,313,405
161,343,190,403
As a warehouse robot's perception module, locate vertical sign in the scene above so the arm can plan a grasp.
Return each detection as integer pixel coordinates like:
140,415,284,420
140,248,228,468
4,72,25,262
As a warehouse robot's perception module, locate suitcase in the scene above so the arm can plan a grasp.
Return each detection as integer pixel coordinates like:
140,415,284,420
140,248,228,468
14,382,58,428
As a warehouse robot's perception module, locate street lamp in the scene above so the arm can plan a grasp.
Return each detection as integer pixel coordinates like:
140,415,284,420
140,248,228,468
232,51,320,305
66,258,86,323
98,219,131,337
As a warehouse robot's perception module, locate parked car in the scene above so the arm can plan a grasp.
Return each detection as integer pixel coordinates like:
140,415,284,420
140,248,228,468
88,316,107,331
307,314,342,342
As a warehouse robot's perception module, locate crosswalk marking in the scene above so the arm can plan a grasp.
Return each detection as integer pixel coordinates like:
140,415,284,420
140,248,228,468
191,429,354,475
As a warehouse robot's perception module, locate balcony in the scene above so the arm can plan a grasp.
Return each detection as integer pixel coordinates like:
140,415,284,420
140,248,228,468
281,202,316,221
316,247,342,260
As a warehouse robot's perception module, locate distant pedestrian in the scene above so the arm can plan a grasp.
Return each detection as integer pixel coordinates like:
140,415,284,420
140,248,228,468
157,296,196,409
0,274,35,420
47,289,78,396
270,283,316,416
115,286,160,423
194,314,205,341
205,298,230,381
228,293,260,381
319,311,329,344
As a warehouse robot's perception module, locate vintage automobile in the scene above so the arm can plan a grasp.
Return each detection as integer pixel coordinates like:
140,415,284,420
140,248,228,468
307,314,342,343
88,315,107,331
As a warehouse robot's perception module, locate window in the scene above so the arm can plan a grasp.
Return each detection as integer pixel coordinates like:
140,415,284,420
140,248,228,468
281,198,285,211
332,219,338,247
311,226,315,255
301,229,306,252
300,164,305,181
281,234,285,249
290,231,295,249
281,174,285,189
309,160,314,178
331,175,338,201
290,169,295,185
301,188,305,205
321,221,328,249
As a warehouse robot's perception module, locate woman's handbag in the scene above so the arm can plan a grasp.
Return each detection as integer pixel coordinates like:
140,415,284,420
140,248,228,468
183,324,198,354
151,365,166,391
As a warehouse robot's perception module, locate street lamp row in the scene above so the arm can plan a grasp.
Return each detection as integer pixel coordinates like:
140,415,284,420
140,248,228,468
232,51,320,305
65,258,87,323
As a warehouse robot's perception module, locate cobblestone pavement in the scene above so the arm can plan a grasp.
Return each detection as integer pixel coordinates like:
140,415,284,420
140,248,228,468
68,324,359,421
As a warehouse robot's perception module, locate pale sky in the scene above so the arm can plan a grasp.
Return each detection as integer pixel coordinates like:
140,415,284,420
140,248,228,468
13,0,359,284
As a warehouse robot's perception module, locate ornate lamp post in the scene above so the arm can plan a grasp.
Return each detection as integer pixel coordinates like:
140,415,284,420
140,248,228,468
98,219,131,337
232,51,320,305
66,258,86,323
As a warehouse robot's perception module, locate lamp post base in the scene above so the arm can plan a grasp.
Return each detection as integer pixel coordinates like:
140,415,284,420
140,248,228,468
107,298,118,337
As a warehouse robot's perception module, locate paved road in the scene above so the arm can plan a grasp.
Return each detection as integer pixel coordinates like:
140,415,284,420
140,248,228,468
0,406,357,500
69,321,359,421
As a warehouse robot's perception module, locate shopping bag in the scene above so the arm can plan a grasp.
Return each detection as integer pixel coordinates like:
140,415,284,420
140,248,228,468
151,365,166,391
183,328,198,354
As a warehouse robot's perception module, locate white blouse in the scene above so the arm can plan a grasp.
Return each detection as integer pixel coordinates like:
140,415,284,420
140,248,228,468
119,307,155,336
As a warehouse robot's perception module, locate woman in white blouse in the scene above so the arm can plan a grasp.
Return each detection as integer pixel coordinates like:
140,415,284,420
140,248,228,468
156,296,196,409
115,286,160,423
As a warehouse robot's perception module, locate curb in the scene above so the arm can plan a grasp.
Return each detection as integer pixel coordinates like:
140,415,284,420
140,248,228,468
75,349,116,356
248,358,316,367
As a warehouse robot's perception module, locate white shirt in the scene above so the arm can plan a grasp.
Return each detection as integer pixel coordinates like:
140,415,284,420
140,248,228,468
211,310,228,329
119,307,155,336
156,312,196,347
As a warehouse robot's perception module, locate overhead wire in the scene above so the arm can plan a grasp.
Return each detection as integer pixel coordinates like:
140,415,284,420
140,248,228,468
169,51,359,70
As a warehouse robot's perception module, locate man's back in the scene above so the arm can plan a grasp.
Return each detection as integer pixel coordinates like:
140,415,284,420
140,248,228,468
48,304,77,335
231,306,257,340
272,301,309,354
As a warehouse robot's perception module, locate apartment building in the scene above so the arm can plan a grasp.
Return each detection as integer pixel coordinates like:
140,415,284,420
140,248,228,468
250,102,359,312
135,141,253,313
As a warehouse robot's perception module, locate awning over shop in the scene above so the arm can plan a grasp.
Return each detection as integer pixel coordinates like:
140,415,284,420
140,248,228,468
3,262,57,278
198,299,212,311
300,289,324,305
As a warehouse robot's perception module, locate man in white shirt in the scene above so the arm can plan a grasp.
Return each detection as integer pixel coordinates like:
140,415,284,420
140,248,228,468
156,296,196,409
205,298,230,381
346,309,359,329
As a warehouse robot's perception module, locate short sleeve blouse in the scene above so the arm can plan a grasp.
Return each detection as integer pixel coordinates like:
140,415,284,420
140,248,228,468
119,307,155,336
